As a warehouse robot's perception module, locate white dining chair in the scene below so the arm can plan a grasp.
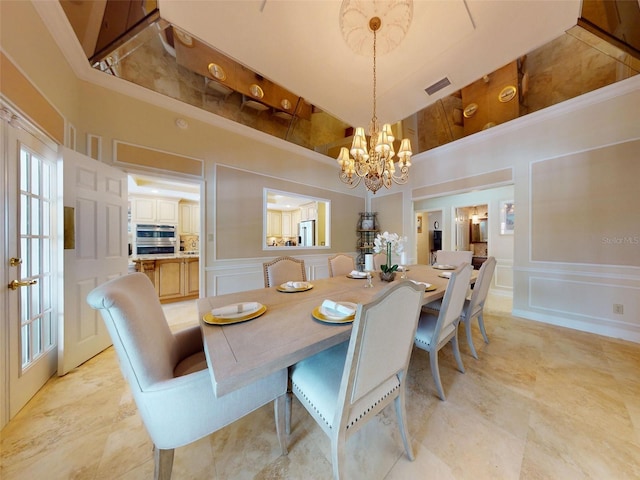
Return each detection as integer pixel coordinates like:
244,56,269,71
87,273,288,480
288,281,425,480
327,253,355,277
423,257,496,359
434,250,473,266
414,263,473,400
263,255,306,287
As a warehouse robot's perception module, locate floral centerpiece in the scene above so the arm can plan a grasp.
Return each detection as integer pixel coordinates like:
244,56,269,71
373,231,407,281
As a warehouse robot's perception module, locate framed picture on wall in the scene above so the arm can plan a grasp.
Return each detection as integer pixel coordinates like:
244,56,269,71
500,200,515,235
416,215,422,233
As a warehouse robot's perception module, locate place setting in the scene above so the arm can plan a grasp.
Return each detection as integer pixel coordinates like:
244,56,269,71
203,301,267,325
276,280,314,292
312,299,357,324
410,280,437,292
346,270,368,279
432,264,456,270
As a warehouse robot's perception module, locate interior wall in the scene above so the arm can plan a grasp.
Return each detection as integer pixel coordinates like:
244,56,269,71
409,75,640,342
413,185,515,294
215,165,362,259
531,139,640,266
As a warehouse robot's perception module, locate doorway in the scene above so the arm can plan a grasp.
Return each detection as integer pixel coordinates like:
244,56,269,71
2,114,59,428
455,204,488,256
415,209,443,265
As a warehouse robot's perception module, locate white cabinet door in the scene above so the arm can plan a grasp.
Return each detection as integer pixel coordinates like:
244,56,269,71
192,205,200,234
157,199,178,224
282,212,292,237
133,197,155,223
267,210,282,237
179,203,192,234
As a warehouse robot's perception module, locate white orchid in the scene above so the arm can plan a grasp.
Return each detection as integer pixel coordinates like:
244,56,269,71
373,232,407,273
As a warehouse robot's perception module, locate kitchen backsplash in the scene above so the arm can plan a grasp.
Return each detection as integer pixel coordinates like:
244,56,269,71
180,235,199,252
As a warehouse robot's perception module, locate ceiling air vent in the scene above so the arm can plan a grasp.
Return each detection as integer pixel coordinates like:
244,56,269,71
425,77,451,96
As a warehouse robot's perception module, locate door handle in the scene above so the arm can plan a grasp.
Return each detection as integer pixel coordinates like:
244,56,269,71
8,279,37,291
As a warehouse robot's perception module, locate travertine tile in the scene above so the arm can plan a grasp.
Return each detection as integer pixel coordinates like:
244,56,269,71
2,295,639,479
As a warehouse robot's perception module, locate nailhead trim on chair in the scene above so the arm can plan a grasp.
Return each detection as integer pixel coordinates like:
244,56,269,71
292,382,400,430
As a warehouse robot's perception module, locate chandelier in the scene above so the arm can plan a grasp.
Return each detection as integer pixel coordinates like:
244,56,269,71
336,15,413,194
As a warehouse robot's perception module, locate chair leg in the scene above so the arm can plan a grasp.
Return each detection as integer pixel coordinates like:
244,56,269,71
275,394,288,455
394,390,415,461
429,350,446,401
465,318,479,360
331,435,346,480
154,447,174,480
478,312,489,344
452,331,466,374
285,376,292,435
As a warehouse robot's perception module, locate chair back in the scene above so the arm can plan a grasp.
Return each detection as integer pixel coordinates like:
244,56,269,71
263,256,306,287
466,256,496,318
435,250,473,266
434,264,473,344
86,273,179,392
328,254,355,277
336,281,424,427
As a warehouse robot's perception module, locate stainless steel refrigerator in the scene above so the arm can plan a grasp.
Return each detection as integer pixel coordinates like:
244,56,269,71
298,220,315,247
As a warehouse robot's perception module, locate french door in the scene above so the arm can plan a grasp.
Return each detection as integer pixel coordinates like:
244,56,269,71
3,115,59,424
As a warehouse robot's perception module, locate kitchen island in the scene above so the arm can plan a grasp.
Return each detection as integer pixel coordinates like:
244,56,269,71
131,253,199,303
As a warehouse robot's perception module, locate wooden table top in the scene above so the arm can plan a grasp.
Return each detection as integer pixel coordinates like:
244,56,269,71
198,265,473,396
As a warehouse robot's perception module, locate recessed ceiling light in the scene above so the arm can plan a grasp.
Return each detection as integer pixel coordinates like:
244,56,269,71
207,62,226,81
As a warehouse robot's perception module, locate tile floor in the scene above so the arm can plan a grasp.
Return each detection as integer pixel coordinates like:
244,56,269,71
1,295,639,479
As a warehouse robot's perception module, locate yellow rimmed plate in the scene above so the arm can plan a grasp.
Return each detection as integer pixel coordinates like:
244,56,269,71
203,304,267,325
276,282,314,293
347,273,368,279
425,285,437,292
312,302,357,324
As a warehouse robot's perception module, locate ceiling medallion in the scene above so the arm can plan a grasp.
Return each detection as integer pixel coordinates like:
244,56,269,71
207,62,226,81
336,12,413,194
499,85,517,102
463,103,478,118
249,84,264,99
339,0,413,56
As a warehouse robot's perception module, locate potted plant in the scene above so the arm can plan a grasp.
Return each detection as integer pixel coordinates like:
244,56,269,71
373,232,407,282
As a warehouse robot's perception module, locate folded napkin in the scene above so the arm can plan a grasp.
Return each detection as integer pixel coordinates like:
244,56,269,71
410,280,431,289
285,281,308,288
321,299,356,317
349,270,367,277
211,302,260,317
439,271,452,278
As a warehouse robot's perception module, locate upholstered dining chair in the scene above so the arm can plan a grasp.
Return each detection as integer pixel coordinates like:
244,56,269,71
414,263,473,401
87,273,288,480
288,281,425,480
327,253,355,277
263,255,307,288
423,257,496,359
435,250,473,266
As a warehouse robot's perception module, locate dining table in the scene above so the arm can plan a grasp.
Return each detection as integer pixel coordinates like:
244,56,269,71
198,264,476,397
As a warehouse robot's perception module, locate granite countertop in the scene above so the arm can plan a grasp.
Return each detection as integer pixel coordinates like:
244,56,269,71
132,253,199,261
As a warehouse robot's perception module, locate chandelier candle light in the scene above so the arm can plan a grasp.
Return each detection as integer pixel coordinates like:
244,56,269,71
337,13,413,194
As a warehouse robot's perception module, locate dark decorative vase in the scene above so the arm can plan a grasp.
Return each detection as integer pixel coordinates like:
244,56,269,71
379,271,396,282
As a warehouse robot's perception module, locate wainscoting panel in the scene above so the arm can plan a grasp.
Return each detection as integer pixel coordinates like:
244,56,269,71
513,272,640,343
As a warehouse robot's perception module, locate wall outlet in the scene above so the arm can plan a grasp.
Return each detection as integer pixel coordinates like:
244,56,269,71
613,304,624,315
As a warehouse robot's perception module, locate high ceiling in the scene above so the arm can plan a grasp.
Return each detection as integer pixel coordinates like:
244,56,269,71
157,0,581,128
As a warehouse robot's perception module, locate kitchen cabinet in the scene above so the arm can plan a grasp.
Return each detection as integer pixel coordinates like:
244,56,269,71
134,257,199,303
131,196,179,225
267,210,282,237
282,211,292,237
300,202,317,221
179,201,200,235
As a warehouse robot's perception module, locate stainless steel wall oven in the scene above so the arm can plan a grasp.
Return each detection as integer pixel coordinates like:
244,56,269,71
135,224,177,255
